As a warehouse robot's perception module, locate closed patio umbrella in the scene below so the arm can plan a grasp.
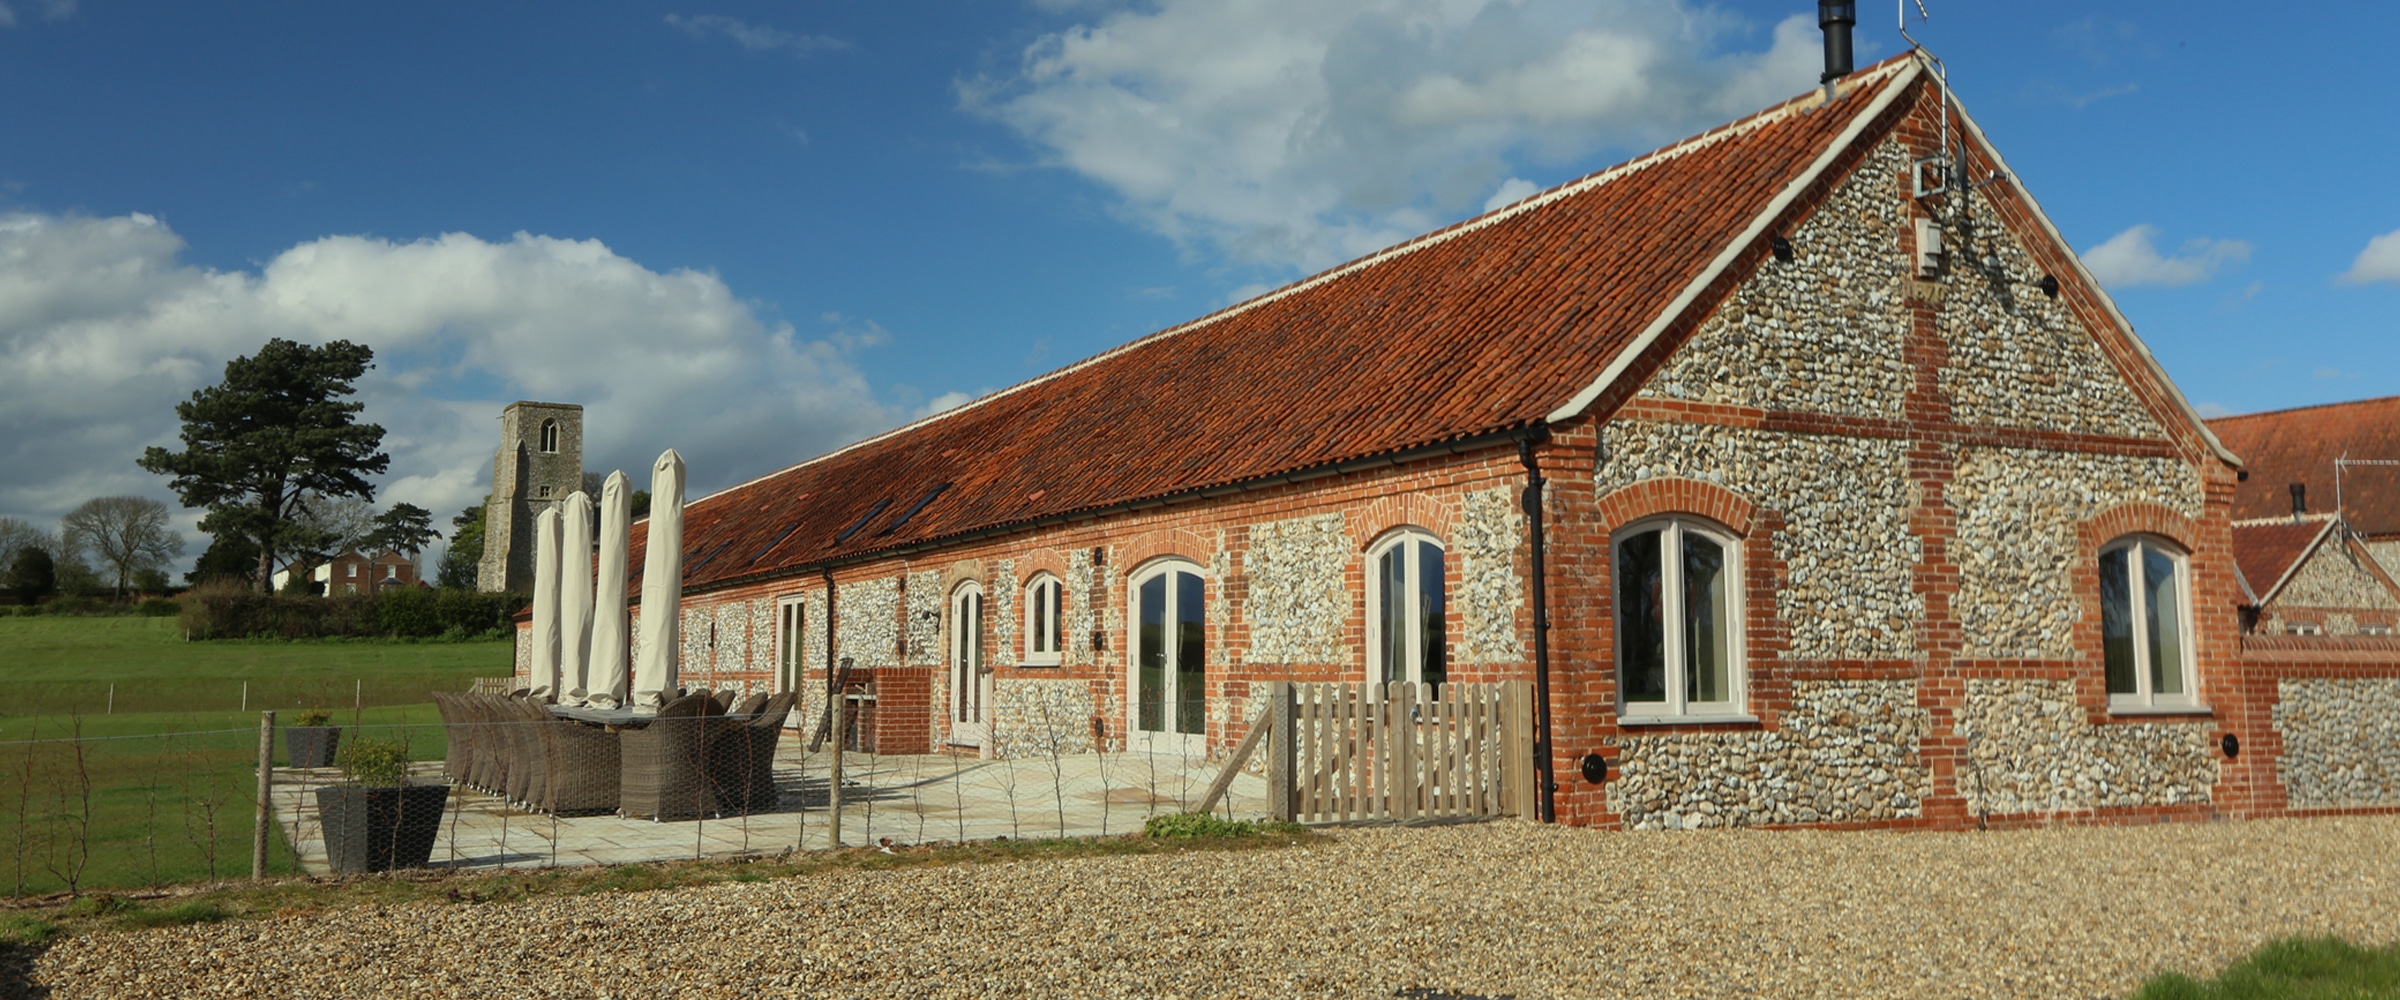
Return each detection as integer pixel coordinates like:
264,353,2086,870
633,449,685,708
589,470,633,709
531,507,563,697
559,491,595,706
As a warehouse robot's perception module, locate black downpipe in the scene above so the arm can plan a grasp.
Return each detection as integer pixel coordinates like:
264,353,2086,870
822,568,840,703
1517,425,1558,823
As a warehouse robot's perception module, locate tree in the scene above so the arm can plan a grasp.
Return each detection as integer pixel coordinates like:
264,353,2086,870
7,548,53,607
59,496,186,599
137,339,389,593
436,502,486,589
0,517,44,571
186,532,260,587
363,503,438,588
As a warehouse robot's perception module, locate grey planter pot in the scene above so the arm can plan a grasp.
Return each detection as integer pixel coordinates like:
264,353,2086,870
286,726,341,768
315,783,449,873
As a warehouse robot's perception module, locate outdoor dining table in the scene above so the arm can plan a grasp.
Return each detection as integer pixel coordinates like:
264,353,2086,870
546,703,658,727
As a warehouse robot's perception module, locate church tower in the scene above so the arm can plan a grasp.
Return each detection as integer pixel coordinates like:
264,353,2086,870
477,401,584,593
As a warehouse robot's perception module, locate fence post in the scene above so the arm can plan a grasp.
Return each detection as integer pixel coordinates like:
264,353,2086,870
1268,682,1294,823
253,710,275,879
828,687,846,849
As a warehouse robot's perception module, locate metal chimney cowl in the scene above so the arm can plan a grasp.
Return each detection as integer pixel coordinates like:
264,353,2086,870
1819,1,1856,83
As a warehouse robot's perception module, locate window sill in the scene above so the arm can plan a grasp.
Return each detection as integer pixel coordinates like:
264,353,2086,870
1018,658,1064,669
2107,703,2212,718
1618,712,1761,727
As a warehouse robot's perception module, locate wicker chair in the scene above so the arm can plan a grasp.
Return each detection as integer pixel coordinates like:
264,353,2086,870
432,692,470,784
542,714,623,816
619,693,719,820
465,693,506,794
714,692,795,814
505,697,551,810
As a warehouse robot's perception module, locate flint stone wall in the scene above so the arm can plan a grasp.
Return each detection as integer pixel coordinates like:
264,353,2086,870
1955,679,2216,814
992,678,1099,758
1454,488,1526,664
1608,681,1930,830
991,559,1020,667
1950,448,2203,659
1066,549,1096,668
1639,139,1912,419
2274,678,2400,809
906,570,942,666
1245,513,1350,665
1936,186,2166,439
837,576,902,670
2272,542,2400,612
1597,422,1920,660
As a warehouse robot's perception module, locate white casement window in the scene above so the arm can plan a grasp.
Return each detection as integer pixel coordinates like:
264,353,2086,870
1024,573,1064,666
1367,530,1446,688
774,598,806,698
2101,536,2199,710
1615,516,1745,721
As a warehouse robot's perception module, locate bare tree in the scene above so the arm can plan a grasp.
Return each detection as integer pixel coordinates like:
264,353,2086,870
60,496,186,599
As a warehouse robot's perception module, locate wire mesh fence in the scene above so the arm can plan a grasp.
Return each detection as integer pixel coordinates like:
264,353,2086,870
0,689,1273,896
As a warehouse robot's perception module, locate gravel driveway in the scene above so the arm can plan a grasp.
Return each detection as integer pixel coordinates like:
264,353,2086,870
29,814,2400,999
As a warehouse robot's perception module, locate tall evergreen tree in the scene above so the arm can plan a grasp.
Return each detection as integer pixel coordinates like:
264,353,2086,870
137,339,389,593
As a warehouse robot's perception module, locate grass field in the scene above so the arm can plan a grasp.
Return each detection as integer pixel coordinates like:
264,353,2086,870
2132,936,2400,999
0,616,511,896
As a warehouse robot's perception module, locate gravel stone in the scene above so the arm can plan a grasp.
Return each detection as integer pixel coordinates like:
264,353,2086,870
33,817,2400,998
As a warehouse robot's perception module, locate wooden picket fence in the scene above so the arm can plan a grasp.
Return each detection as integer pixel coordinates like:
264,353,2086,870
1210,680,1534,824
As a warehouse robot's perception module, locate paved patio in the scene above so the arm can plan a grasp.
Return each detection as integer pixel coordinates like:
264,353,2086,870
269,741,1272,874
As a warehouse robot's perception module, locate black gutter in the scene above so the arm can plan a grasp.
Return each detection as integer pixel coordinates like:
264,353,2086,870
690,422,1539,596
1518,423,1558,824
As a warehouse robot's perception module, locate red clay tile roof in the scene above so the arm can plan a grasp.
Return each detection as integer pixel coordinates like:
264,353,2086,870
2209,395,2400,537
641,56,1924,594
2228,520,2332,604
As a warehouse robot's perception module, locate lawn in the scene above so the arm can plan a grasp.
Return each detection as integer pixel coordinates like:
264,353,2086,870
2133,936,2400,999
0,616,511,896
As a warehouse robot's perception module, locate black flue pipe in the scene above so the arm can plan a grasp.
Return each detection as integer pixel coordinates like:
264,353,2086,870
1819,1,1856,83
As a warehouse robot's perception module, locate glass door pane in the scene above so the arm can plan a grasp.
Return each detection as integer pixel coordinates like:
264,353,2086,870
1683,532,1729,705
2143,547,2185,696
1378,547,1405,684
1416,540,1446,689
1138,575,1166,733
1175,571,1205,736
1618,532,1667,703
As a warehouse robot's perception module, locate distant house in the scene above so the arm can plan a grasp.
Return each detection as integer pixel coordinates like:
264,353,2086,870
2211,397,2400,636
275,549,423,595
525,47,2400,829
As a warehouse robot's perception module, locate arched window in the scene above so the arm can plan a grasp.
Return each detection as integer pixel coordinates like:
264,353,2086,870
1367,530,1445,687
2100,536,2197,710
948,583,988,746
1615,516,1745,720
1129,562,1206,748
1024,573,1064,666
539,419,560,454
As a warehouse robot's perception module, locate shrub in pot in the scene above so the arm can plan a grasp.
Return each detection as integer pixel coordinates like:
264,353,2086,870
285,708,342,768
315,737,448,873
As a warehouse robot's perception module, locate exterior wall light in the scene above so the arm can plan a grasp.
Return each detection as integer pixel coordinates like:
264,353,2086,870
1770,236,1795,262
1578,753,1609,784
2039,274,2060,298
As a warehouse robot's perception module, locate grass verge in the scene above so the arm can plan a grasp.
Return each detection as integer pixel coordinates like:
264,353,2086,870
2130,936,2400,999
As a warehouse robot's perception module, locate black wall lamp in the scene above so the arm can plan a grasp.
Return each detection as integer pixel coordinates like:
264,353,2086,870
1579,753,1610,784
2222,734,2240,760
1770,236,1795,263
2038,274,2061,298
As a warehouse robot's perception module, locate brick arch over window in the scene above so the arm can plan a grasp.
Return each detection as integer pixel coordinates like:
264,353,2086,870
1015,548,1071,584
1117,528,1212,576
938,558,987,596
2077,502,2199,557
1595,477,1758,536
1355,494,1457,551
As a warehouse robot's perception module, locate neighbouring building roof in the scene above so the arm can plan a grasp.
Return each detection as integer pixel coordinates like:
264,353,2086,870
2229,520,2335,605
2209,395,2400,537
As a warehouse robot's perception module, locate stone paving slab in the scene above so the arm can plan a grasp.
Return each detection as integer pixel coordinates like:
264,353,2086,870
269,741,1270,875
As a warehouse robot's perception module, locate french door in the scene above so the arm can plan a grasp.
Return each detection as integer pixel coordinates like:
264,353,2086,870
1129,565,1206,754
949,585,990,747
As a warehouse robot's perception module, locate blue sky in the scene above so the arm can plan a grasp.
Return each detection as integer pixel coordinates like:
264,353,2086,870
2,1,2394,571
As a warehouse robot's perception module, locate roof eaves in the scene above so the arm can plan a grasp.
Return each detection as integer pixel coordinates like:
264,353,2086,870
1544,56,1924,425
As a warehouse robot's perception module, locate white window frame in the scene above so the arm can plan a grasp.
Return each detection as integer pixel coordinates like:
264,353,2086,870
2099,535,2201,712
1613,515,1749,723
773,596,806,700
1125,559,1208,754
1365,529,1446,687
948,582,990,746
1023,573,1064,667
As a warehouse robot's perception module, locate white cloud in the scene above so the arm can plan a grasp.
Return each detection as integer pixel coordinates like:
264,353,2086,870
0,211,900,569
2081,224,2251,288
664,13,846,57
965,0,1824,273
2339,228,2400,285
1482,177,1539,213
2193,401,2233,419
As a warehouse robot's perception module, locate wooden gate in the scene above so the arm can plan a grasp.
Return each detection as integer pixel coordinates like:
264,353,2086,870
1260,680,1533,823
